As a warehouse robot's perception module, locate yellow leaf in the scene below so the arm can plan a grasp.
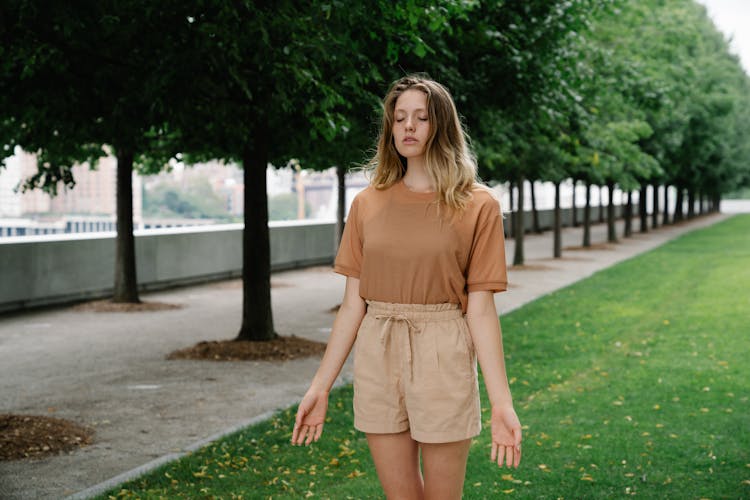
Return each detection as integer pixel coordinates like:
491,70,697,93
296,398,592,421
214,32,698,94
473,482,482,487
329,458,339,466
502,488,515,494
581,474,594,482
653,404,660,410
346,469,365,479
501,474,514,481
700,408,710,413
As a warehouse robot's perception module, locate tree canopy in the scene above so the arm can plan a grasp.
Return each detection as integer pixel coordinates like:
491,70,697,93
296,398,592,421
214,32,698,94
2,0,748,334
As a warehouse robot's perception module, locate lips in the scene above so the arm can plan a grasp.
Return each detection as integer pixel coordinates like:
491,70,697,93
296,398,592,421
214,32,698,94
403,137,418,144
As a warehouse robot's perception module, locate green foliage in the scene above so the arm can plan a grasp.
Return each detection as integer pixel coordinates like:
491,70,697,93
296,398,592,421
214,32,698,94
143,178,231,220
268,193,310,221
0,1,190,191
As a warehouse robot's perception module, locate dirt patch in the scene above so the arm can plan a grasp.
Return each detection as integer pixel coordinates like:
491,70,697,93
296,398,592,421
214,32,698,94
537,256,592,262
208,279,292,290
563,242,616,251
166,335,327,362
509,263,557,271
0,414,93,461
72,300,182,313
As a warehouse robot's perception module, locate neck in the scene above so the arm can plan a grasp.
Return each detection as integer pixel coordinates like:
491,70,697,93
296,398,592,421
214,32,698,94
403,157,434,192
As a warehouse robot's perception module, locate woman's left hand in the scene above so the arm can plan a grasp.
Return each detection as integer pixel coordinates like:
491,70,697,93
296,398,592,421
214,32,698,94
490,404,522,468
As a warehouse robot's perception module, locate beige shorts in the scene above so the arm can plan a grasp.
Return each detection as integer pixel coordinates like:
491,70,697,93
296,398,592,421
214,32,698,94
353,300,481,443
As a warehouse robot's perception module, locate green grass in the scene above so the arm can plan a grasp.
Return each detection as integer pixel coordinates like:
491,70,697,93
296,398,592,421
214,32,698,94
101,215,750,499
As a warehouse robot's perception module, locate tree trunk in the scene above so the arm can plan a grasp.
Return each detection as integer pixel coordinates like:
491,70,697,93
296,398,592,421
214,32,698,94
513,176,525,266
639,184,648,233
508,180,515,239
237,139,276,341
662,184,670,225
335,164,346,252
687,189,695,219
651,184,659,229
572,178,579,227
113,148,140,303
554,181,562,258
530,180,541,233
624,190,633,237
598,185,605,223
607,180,617,243
674,187,684,222
583,182,591,247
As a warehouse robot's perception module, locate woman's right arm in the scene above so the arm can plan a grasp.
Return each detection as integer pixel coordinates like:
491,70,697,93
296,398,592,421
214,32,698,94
291,276,366,445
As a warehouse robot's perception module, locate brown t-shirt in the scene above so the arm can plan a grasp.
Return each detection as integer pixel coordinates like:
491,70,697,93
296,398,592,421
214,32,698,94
334,179,507,313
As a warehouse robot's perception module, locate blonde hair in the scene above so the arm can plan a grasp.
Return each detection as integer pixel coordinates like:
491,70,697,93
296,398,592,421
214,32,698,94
366,75,487,214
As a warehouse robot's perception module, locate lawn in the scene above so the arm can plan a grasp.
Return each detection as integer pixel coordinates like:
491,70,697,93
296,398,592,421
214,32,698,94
101,215,750,499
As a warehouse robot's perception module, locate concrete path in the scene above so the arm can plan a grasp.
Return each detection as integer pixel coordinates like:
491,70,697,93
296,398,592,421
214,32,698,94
0,214,728,499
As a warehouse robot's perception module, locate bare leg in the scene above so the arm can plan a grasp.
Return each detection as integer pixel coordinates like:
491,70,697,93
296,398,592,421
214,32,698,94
420,439,471,500
366,431,424,500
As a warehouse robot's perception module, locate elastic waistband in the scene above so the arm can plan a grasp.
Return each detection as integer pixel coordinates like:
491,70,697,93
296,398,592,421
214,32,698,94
365,300,462,321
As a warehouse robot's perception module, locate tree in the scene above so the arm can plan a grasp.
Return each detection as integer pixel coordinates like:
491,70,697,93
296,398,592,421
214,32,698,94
172,1,462,341
1,1,190,302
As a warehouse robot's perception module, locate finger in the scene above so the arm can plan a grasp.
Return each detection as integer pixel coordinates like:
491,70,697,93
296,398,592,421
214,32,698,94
504,445,514,468
514,444,522,468
305,425,315,446
301,425,312,446
292,408,306,444
491,442,497,462
515,427,523,448
291,424,299,444
294,425,307,446
313,424,324,442
497,445,505,467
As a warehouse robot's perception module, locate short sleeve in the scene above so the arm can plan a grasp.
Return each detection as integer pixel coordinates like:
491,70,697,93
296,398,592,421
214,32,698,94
333,194,363,278
466,197,508,293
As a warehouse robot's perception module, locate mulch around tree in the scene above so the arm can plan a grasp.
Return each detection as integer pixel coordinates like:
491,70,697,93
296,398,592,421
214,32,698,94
72,300,183,313
166,335,327,362
0,414,93,461
508,263,558,271
563,242,616,251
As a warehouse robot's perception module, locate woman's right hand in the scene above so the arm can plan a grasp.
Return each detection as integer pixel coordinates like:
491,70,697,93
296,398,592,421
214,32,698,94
291,388,329,446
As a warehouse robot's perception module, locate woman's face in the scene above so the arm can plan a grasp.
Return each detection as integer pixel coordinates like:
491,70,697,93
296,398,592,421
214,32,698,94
392,89,430,162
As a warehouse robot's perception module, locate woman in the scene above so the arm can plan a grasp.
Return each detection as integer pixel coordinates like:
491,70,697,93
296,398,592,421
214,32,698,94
292,75,521,499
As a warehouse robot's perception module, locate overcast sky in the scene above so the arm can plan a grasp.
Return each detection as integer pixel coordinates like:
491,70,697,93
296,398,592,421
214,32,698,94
695,0,750,74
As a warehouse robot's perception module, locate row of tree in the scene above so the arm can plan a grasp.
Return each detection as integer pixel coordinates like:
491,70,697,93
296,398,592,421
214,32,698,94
1,1,748,341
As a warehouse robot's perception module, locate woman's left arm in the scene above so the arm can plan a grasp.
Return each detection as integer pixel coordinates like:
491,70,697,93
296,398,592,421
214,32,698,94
465,290,522,468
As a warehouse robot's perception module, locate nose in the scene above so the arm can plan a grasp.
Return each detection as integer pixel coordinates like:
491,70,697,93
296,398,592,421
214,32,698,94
405,116,415,131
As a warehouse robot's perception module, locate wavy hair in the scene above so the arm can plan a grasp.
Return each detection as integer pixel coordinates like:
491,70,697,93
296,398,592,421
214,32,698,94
366,75,487,214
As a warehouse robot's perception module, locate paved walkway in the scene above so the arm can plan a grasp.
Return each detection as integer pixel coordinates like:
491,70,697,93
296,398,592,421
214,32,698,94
0,214,728,499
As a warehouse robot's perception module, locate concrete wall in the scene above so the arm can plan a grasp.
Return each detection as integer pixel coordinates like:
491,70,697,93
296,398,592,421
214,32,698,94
0,221,336,313
0,207,624,313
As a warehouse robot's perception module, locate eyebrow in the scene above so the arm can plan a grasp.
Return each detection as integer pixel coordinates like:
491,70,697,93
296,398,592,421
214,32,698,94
394,107,427,113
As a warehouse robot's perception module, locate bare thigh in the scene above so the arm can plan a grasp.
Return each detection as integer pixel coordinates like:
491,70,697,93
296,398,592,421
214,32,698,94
367,431,423,500
420,439,471,500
